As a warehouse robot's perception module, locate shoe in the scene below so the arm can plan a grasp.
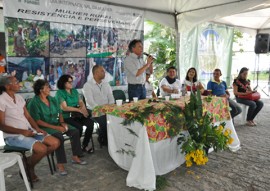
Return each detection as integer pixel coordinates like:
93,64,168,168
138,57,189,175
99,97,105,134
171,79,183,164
246,121,255,126
58,170,68,176
19,171,39,182
71,160,87,165
82,145,94,154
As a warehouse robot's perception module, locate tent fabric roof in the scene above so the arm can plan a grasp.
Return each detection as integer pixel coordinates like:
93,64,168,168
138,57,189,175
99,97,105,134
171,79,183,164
88,0,270,31
1,0,270,31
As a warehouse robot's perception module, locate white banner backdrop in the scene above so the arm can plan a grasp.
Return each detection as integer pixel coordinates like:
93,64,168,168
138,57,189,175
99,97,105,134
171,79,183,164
3,0,144,30
3,0,144,93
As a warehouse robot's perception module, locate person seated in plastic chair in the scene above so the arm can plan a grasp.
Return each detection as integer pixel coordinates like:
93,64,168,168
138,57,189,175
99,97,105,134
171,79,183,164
207,68,242,120
233,67,264,126
0,75,60,182
27,79,87,176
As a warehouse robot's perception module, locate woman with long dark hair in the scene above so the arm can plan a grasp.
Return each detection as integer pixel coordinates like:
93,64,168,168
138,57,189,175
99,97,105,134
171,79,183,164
183,67,204,94
233,67,264,126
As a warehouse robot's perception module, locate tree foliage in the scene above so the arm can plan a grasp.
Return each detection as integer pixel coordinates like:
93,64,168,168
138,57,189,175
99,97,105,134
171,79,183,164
144,20,177,87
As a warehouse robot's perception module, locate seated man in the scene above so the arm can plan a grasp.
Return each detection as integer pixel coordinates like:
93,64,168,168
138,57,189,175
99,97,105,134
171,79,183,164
159,66,181,97
207,68,242,119
0,75,59,182
83,65,115,146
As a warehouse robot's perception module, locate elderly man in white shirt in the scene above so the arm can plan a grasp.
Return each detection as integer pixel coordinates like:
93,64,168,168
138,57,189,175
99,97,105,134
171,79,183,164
83,65,114,147
159,66,182,97
0,75,59,182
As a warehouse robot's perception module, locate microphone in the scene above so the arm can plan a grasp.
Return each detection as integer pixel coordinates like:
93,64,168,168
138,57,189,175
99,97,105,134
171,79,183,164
143,52,155,60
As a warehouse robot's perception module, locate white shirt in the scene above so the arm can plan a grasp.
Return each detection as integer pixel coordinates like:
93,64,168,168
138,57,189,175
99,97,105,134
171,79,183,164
159,77,181,97
0,92,32,138
124,53,146,84
33,74,45,81
83,78,115,110
183,79,200,91
145,81,154,98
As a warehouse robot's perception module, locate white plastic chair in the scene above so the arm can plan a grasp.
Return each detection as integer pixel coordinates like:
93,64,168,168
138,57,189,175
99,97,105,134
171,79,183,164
238,103,248,125
0,153,31,191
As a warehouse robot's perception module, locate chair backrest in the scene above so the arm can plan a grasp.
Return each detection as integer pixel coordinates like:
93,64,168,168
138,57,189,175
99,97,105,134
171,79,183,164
112,90,126,102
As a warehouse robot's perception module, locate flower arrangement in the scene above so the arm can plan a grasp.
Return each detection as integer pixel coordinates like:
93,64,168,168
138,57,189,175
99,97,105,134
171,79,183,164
177,89,233,167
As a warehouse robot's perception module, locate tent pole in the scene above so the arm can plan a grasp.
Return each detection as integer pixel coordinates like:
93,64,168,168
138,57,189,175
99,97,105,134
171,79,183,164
174,13,180,79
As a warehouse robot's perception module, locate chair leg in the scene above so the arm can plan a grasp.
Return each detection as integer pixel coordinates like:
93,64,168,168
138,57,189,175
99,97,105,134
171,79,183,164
51,152,56,172
46,155,54,175
17,155,31,191
91,135,95,152
22,152,33,189
0,170,6,191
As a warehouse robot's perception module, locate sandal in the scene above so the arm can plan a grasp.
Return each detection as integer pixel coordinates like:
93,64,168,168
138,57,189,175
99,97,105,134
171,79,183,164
246,121,255,126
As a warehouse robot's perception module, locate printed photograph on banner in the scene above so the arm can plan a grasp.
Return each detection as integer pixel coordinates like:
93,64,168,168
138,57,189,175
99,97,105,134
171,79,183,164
7,57,48,92
87,57,127,86
48,58,87,90
5,17,49,57
50,23,87,57
86,26,143,58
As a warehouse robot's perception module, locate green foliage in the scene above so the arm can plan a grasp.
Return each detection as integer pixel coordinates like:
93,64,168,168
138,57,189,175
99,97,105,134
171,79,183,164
25,39,46,56
178,89,232,156
144,20,177,85
122,99,185,137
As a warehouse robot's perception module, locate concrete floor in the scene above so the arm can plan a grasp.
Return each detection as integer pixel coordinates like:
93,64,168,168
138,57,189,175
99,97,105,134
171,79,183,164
2,98,270,191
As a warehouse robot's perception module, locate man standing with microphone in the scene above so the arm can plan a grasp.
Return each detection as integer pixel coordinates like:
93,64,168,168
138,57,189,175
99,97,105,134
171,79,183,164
124,39,154,101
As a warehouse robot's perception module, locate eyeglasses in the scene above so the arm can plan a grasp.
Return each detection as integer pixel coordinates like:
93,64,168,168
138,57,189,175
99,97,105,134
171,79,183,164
67,81,73,84
9,80,19,85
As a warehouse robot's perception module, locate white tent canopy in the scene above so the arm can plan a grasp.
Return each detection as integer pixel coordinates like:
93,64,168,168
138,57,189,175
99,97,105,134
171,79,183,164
1,0,270,31
85,0,270,32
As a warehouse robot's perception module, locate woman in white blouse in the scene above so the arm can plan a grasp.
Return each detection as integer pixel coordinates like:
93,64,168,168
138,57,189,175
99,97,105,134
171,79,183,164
183,67,204,94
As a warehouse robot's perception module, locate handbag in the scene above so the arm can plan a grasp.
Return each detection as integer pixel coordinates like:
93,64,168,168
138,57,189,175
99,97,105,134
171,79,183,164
238,92,261,101
70,111,84,119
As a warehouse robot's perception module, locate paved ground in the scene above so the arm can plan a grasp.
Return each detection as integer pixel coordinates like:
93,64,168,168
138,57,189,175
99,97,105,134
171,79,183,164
2,98,270,191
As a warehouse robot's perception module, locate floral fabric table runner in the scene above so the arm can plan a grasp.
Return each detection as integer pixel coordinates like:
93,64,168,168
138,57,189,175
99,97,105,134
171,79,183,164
92,96,231,142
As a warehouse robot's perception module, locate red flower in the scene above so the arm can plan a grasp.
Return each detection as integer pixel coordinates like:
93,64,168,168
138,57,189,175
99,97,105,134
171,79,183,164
156,131,167,141
147,125,157,140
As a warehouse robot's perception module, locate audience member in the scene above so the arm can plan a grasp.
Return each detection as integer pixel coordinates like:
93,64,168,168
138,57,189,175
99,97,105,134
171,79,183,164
207,68,242,119
27,79,86,176
0,75,59,182
83,65,114,147
233,67,263,126
56,74,94,154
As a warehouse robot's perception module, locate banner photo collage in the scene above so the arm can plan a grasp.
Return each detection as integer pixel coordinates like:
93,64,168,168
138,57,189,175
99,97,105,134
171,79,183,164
4,0,144,92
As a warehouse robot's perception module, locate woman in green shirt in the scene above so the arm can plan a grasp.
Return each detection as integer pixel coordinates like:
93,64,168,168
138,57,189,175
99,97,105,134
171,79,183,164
27,79,87,176
55,74,94,153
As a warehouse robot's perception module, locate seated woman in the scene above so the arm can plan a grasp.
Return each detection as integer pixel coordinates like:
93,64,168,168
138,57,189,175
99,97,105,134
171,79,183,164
0,75,59,182
183,67,204,94
55,74,94,153
27,79,87,176
233,67,264,126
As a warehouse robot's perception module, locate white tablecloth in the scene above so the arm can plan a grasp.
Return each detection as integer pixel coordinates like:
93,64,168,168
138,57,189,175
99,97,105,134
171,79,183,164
107,114,241,190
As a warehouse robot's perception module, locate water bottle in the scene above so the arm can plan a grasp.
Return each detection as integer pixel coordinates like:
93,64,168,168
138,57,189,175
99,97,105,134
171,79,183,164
181,84,186,96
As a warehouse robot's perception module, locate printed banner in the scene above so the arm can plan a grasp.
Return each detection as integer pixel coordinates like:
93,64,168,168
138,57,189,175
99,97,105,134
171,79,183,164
3,0,144,93
179,23,233,86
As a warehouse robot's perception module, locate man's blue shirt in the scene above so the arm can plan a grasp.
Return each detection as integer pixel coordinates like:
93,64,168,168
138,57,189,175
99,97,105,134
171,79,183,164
207,80,227,96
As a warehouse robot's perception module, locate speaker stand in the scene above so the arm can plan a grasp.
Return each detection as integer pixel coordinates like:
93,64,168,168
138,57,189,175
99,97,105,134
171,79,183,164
254,54,269,97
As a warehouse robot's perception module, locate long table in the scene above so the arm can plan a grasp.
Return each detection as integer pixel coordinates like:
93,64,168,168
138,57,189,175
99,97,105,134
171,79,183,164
93,96,241,190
